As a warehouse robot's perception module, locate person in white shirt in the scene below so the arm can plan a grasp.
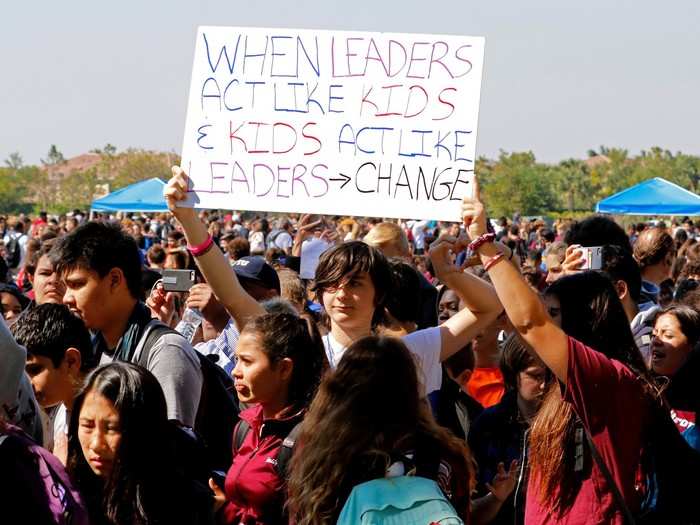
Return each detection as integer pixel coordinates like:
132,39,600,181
409,219,430,254
312,240,502,401
248,220,266,255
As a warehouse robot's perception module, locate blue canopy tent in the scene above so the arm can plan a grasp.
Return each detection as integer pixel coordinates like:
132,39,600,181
595,177,700,216
91,178,168,213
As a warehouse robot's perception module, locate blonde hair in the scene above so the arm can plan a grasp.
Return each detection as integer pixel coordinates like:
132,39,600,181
278,268,306,311
544,241,567,263
362,222,409,257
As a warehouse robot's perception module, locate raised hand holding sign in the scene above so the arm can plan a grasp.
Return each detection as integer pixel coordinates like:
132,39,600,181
179,26,485,221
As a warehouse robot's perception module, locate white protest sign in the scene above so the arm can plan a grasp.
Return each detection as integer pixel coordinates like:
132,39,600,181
180,26,485,221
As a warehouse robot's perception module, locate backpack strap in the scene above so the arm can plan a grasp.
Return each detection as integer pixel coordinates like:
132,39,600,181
276,422,301,480
267,229,282,246
230,419,300,480
232,419,251,455
512,427,530,517
136,321,179,367
584,428,637,525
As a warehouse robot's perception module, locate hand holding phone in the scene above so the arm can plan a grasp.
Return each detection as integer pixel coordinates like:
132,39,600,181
560,244,603,275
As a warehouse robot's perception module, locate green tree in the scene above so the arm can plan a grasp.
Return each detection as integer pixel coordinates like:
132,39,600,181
481,152,559,217
0,165,40,214
4,152,23,170
552,159,593,212
55,167,100,213
41,144,65,166
588,147,632,201
90,143,118,156
110,149,178,188
673,154,700,193
629,147,700,195
0,167,21,212
23,166,53,213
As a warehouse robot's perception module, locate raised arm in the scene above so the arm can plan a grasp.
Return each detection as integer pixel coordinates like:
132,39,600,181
291,214,322,257
164,167,264,330
462,178,570,383
429,236,503,362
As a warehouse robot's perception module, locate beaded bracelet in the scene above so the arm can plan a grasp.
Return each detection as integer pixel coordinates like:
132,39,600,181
468,232,496,253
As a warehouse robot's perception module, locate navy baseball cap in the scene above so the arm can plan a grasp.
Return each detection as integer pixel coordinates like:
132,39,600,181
231,256,281,294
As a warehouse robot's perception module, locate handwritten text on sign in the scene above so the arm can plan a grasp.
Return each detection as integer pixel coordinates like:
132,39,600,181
181,27,485,221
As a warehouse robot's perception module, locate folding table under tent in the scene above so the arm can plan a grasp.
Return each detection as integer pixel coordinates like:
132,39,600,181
595,177,700,216
90,177,168,213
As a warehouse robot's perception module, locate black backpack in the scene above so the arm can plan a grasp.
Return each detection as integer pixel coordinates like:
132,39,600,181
5,234,22,269
138,323,240,473
232,419,301,479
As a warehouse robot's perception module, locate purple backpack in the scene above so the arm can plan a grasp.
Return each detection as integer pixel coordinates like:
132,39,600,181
0,425,90,525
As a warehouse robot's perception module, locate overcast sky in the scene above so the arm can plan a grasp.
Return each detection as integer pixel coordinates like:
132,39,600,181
3,0,699,166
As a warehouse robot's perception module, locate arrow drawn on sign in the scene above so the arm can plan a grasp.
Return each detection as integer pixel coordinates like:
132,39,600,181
329,172,351,189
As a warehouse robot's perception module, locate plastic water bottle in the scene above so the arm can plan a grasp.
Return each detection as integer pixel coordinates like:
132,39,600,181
175,308,203,342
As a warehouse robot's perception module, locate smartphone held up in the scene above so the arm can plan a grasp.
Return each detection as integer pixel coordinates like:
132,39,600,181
578,246,603,271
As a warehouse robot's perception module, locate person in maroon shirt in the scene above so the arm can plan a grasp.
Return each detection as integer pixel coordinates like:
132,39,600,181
209,312,326,525
462,179,661,524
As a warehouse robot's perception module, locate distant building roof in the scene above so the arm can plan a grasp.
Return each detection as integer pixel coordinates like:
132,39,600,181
584,155,611,169
43,153,101,181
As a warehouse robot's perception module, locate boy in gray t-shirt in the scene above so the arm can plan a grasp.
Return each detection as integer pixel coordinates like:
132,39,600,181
50,221,202,428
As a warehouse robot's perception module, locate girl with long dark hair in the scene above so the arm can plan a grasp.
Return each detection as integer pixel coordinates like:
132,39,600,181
67,362,212,525
287,335,474,524
288,334,518,525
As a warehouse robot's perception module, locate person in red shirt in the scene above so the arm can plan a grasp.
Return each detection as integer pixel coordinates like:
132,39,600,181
209,312,326,525
463,179,661,524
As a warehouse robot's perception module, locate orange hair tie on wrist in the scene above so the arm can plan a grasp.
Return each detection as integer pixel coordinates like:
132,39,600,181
484,252,506,272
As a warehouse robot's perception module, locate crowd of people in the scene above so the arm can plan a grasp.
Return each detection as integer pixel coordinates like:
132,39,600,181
2,167,700,524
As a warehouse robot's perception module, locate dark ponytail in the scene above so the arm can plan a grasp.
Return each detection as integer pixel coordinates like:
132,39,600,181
242,312,327,410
